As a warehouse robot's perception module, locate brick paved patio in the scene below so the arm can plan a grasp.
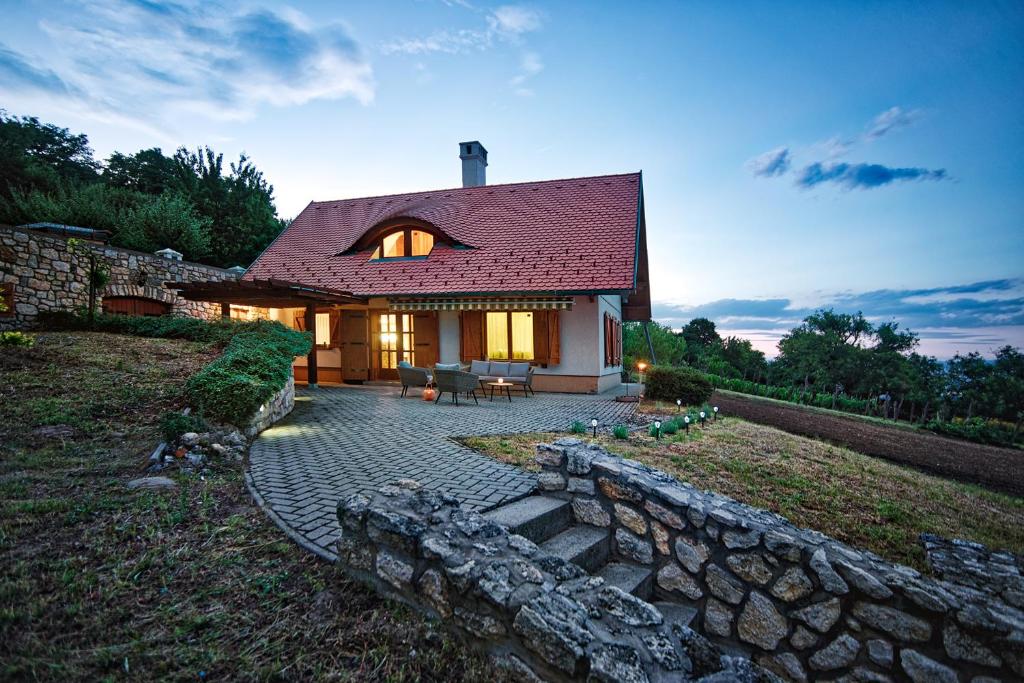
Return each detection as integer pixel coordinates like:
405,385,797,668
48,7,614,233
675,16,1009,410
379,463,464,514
247,385,637,560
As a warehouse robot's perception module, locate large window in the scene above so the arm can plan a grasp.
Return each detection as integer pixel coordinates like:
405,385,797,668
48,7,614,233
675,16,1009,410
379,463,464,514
315,312,331,346
486,311,534,360
378,313,414,368
370,228,434,260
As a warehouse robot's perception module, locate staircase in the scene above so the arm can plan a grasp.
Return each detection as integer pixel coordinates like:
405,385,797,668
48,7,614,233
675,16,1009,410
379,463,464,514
484,495,697,627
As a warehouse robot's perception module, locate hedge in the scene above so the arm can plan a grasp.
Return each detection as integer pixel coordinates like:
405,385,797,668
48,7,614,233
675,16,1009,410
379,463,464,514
40,312,311,426
643,365,713,405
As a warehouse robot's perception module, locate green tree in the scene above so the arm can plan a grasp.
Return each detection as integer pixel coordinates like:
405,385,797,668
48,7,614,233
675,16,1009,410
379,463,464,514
103,148,178,195
623,321,687,371
946,352,990,420
114,193,212,261
0,111,100,197
777,309,873,407
990,346,1024,437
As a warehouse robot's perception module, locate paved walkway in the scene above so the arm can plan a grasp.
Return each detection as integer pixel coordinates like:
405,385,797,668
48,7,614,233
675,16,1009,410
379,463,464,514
247,385,637,560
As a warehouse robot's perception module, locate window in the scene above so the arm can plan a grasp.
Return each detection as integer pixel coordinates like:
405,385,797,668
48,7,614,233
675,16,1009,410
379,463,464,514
370,228,435,260
315,312,331,346
378,313,414,368
486,311,534,360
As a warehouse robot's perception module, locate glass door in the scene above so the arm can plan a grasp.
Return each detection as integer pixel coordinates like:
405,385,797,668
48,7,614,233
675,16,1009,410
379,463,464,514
377,313,415,378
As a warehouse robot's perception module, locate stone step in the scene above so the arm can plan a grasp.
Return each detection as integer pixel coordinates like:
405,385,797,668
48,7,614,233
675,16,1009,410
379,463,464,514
652,601,698,629
540,525,610,573
483,495,572,544
597,562,654,600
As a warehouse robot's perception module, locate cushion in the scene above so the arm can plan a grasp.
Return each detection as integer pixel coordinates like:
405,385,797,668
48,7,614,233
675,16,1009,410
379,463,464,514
508,362,530,377
489,361,511,377
434,363,461,371
397,360,413,368
470,360,490,375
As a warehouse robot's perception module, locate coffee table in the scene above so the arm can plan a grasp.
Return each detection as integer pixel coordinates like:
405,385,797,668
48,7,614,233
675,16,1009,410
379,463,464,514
487,381,513,402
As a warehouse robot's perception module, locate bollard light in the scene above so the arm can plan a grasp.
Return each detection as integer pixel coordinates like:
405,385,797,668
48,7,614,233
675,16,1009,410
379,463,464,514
699,410,706,426
591,418,598,439
654,419,662,439
684,415,690,433
713,406,719,421
676,398,682,412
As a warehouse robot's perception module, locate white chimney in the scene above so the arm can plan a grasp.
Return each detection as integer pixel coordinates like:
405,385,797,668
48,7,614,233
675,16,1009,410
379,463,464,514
459,141,487,187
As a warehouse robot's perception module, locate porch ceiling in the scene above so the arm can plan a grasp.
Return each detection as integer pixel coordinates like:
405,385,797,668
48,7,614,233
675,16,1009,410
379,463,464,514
164,278,365,308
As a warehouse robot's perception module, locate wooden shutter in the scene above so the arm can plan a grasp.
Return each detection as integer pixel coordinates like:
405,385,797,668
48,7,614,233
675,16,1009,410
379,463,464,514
603,314,611,367
340,310,369,380
459,311,484,362
547,310,560,366
614,319,622,366
329,310,342,348
293,311,306,331
413,312,439,367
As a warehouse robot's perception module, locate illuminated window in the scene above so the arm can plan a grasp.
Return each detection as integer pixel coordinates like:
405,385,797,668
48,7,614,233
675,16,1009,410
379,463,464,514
378,313,414,368
486,311,534,360
370,228,435,260
315,313,331,346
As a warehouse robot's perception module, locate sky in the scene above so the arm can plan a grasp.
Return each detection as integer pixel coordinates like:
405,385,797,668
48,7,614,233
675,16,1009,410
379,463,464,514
1,0,1022,358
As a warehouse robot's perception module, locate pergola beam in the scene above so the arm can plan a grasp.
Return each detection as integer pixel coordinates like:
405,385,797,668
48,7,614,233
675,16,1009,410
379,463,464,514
164,278,364,307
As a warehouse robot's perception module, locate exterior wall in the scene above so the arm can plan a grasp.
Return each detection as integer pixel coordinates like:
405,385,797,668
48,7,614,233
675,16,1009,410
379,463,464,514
438,310,461,364
0,225,235,330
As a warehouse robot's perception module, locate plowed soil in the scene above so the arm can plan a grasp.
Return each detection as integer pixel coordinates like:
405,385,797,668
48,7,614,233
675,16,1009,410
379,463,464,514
712,390,1024,496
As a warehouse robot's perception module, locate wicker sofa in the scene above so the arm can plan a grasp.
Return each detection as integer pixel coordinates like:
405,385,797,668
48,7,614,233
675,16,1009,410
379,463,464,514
469,360,535,396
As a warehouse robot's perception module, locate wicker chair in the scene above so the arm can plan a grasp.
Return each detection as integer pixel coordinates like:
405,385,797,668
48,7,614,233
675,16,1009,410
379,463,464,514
397,365,431,398
432,368,480,405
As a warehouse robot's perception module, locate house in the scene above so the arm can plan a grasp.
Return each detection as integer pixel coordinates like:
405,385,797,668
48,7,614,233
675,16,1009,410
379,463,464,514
171,142,651,393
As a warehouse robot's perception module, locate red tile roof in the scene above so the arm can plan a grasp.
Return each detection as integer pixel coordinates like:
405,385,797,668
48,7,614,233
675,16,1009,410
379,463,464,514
245,172,642,297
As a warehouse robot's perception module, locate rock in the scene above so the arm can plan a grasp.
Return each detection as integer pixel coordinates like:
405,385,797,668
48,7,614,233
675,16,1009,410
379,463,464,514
686,503,707,528
565,448,594,475
651,521,670,555
224,430,245,446
454,606,506,637
760,652,807,683
588,644,649,683
181,431,200,446
642,632,684,671
418,569,451,617
537,472,566,491
566,477,595,495
479,562,514,606
899,649,958,683
737,591,788,651
513,593,593,674
32,424,75,439
792,598,841,633
535,444,566,467
704,598,733,637
943,622,1001,667
571,498,611,527
837,561,893,600
764,530,803,562
705,564,746,605
771,566,813,602
808,633,861,671
615,528,654,565
657,563,703,600
810,548,849,595
597,477,644,503
126,476,177,490
508,534,539,557
675,536,710,573
791,626,819,650
727,553,773,585
614,503,648,535
376,550,414,590
723,528,762,549
852,602,931,642
867,639,893,668
644,499,685,529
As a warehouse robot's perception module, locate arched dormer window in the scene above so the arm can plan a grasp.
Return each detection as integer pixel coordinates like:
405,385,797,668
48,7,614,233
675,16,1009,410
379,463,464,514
370,228,435,260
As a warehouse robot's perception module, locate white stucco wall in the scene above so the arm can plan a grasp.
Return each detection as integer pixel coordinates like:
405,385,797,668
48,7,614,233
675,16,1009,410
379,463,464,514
438,310,461,363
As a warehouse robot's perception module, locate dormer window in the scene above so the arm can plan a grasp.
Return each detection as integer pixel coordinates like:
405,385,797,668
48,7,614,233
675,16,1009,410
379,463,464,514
369,228,435,260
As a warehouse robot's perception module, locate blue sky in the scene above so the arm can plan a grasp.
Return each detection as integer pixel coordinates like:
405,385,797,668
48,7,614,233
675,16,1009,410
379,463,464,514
2,0,1022,357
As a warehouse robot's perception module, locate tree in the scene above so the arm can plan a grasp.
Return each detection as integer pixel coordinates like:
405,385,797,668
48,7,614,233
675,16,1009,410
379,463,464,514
720,336,768,382
114,193,212,261
103,148,178,195
777,309,873,407
0,111,100,197
946,352,990,420
623,321,687,371
990,346,1024,438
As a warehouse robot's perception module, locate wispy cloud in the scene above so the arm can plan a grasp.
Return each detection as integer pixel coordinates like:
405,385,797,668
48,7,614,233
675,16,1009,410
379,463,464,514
381,4,542,56
865,106,922,140
746,147,791,178
1,0,374,127
488,5,543,35
795,162,947,189
510,51,543,96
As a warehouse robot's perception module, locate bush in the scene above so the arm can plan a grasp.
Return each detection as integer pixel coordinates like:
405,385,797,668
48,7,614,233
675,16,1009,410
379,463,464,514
160,411,208,442
0,331,34,347
923,417,1015,447
612,425,629,439
661,420,678,435
643,365,713,405
569,420,586,435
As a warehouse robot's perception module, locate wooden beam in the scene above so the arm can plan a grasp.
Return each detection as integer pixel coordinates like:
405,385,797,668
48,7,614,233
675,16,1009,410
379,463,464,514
305,304,318,387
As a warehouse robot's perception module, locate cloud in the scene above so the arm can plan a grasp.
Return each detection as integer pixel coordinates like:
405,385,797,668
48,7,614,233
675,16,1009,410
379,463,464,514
746,147,791,178
0,44,82,97
488,5,543,35
795,162,947,190
3,0,373,127
652,279,1024,358
510,51,543,96
865,106,922,140
381,4,542,55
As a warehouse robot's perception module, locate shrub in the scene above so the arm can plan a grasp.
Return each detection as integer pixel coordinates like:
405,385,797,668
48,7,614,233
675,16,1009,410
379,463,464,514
661,420,678,435
160,411,208,442
923,417,1015,447
569,420,586,435
643,365,713,405
612,425,629,439
0,331,34,347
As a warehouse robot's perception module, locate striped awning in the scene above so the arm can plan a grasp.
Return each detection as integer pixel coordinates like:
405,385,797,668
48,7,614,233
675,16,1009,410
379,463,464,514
389,297,574,312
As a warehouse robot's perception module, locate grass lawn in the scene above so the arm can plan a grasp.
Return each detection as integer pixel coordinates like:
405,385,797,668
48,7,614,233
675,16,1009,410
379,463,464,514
0,332,503,682
459,416,1024,572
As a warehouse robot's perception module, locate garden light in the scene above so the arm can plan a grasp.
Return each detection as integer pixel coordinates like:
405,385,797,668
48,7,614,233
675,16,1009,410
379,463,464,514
591,418,598,438
699,410,706,426
676,398,682,412
637,362,647,372
654,419,662,439
684,415,690,433
713,406,719,421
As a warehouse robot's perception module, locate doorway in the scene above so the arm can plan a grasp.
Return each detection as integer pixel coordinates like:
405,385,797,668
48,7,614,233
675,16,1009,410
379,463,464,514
376,313,415,380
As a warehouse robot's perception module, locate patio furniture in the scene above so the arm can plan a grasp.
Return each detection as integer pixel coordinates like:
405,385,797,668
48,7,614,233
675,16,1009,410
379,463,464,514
470,360,536,396
397,365,432,398
487,381,514,402
433,368,481,405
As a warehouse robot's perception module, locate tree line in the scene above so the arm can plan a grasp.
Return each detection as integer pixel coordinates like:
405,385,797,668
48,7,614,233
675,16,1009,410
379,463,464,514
0,111,286,268
625,311,1024,443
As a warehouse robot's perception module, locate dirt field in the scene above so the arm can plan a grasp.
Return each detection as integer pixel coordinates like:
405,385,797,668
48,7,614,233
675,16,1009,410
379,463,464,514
711,390,1024,496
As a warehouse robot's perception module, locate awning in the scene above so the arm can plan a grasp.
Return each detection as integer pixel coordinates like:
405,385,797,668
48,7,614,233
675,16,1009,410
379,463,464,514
389,297,574,312
164,278,365,308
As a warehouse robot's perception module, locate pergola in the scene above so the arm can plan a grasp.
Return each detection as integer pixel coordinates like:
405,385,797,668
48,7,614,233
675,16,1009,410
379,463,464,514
165,278,365,387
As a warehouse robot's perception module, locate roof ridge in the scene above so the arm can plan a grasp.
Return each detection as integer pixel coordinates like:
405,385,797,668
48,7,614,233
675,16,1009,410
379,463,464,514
308,171,641,206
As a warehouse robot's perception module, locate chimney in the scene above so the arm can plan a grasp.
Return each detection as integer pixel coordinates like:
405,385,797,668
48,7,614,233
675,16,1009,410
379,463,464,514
459,141,487,187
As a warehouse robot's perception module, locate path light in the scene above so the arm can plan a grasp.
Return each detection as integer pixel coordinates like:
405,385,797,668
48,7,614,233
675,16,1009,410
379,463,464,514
699,410,706,426
684,415,690,433
653,419,662,440
591,418,598,439
637,362,647,400
713,406,719,421
676,398,682,412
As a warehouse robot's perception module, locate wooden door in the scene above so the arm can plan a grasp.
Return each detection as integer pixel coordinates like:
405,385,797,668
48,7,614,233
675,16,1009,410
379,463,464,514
370,312,426,380
103,296,170,317
340,310,369,381
412,312,439,368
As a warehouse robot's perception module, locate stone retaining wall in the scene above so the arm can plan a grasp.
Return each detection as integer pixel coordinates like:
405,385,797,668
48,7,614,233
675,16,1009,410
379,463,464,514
337,481,780,682
0,225,236,329
536,438,1023,682
243,374,295,438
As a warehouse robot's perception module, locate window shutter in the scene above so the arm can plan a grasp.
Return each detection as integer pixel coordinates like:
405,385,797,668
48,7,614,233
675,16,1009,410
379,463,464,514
293,311,306,331
329,310,342,348
615,319,622,366
547,310,560,366
413,312,439,367
603,314,611,367
532,311,549,365
459,311,483,361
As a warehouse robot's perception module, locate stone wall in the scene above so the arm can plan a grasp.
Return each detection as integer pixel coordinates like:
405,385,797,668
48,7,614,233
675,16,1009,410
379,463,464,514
243,374,295,438
536,439,1023,682
0,225,237,330
337,480,780,682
